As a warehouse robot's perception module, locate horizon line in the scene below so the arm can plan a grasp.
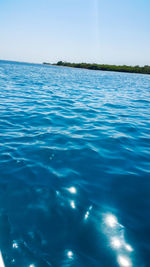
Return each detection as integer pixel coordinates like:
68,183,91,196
0,59,149,67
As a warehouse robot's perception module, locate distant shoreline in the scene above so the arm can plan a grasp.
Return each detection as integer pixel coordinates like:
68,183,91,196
43,61,150,75
1,60,149,75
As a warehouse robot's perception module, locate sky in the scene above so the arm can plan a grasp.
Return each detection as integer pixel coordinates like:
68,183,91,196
0,0,150,65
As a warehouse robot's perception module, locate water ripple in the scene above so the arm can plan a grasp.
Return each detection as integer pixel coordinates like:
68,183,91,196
0,60,150,266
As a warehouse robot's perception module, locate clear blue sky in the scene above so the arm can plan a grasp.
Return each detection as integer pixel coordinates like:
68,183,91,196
0,0,150,65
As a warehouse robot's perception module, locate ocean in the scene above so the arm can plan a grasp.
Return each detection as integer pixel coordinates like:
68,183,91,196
0,60,150,266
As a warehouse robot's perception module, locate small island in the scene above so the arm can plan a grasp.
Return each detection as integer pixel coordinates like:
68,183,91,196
43,61,150,75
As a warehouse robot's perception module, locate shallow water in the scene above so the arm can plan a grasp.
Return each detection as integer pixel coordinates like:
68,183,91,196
0,60,150,266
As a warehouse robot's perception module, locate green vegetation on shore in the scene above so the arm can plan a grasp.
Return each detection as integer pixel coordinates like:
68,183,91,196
43,61,150,74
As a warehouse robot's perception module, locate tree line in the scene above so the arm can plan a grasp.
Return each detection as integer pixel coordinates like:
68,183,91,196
43,61,150,74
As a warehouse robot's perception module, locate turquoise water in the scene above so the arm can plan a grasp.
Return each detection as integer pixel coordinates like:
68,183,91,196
0,60,150,267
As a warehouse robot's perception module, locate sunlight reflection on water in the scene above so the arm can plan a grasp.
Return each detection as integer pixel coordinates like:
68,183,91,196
103,213,134,267
118,255,132,267
67,186,77,194
0,61,149,266
0,252,5,267
70,200,76,209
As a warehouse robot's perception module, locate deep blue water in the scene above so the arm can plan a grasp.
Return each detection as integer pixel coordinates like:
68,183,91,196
0,60,150,267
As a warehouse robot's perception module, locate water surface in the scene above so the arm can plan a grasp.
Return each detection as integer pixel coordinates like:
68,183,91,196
0,60,150,266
